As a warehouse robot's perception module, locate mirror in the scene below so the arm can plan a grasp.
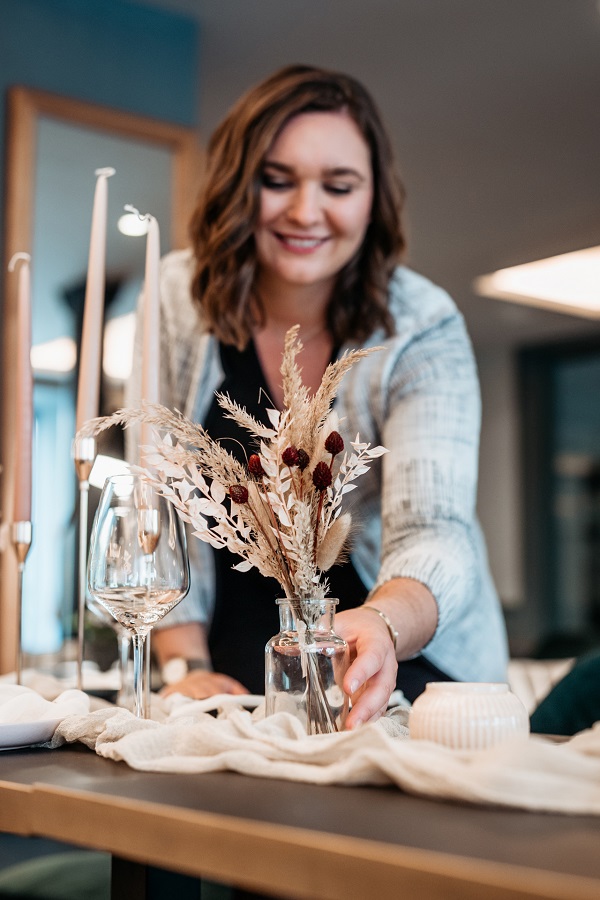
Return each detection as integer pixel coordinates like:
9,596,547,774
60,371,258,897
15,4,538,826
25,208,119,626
1,86,203,672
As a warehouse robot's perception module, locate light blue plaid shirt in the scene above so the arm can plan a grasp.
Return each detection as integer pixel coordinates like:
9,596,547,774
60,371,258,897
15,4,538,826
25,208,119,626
128,251,508,683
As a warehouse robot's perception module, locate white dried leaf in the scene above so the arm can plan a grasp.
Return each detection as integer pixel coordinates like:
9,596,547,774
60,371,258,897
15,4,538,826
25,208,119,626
366,446,389,458
193,530,225,549
155,460,185,478
278,507,292,528
261,456,278,478
173,480,194,502
266,408,280,428
211,480,226,504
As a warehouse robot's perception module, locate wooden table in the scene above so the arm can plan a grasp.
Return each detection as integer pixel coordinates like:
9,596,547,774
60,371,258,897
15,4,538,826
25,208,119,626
0,743,599,899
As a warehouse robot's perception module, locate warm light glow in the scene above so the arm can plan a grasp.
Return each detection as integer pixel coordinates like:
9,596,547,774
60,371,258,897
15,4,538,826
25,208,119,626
89,454,131,490
117,212,150,237
31,337,77,373
474,245,600,318
103,312,136,380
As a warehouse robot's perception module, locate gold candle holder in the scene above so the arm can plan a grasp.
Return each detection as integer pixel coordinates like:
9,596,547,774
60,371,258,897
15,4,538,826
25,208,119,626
72,435,96,691
12,521,32,685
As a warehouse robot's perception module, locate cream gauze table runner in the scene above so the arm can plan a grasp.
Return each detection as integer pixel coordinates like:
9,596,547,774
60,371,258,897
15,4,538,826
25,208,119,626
38,690,600,817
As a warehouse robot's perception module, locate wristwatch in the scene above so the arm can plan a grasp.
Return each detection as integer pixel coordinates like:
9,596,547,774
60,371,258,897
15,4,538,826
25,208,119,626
160,657,211,686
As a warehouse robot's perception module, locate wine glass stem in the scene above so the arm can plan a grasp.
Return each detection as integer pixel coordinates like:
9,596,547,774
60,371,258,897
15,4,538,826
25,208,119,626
117,632,131,707
131,632,147,718
143,560,153,718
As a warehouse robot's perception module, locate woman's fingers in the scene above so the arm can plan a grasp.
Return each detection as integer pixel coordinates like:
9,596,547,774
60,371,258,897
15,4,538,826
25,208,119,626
334,607,398,729
160,670,249,699
345,657,398,729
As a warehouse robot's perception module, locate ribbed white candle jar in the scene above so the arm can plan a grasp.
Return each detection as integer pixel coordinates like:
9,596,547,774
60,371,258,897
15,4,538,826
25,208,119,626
409,682,529,749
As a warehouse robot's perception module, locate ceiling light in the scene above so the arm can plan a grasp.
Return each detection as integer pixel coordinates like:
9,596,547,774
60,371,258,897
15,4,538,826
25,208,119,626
117,212,150,237
31,337,77,373
473,245,600,318
103,312,136,381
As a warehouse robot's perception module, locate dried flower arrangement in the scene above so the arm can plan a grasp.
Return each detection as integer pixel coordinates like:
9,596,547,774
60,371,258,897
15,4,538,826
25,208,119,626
80,327,387,731
82,327,386,604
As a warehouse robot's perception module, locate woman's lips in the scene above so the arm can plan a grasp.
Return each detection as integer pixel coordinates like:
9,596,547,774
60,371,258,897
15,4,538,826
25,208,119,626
274,233,329,252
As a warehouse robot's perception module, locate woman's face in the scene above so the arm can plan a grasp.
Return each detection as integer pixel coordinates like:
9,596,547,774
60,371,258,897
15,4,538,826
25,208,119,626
254,111,373,299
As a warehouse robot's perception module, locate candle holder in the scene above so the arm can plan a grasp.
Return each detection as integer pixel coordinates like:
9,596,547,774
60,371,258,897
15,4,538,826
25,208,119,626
12,521,32,685
72,434,96,691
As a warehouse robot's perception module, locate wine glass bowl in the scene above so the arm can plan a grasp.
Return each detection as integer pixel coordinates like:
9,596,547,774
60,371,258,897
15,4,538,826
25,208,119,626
88,473,189,716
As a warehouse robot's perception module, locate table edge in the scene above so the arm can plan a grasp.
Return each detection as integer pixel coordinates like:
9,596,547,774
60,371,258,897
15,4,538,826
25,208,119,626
26,781,600,900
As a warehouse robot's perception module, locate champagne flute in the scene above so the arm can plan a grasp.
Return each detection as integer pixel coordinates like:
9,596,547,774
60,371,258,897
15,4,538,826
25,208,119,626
87,473,189,717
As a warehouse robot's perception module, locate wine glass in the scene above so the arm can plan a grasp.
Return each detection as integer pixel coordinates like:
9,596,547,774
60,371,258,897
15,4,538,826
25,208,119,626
86,594,133,709
87,473,189,717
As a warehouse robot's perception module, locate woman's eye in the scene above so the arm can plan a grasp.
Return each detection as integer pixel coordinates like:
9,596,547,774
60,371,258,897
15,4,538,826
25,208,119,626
325,183,353,196
261,173,292,190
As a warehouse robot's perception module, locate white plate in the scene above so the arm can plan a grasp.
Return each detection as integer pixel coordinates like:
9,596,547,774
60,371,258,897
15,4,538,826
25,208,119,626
0,718,64,751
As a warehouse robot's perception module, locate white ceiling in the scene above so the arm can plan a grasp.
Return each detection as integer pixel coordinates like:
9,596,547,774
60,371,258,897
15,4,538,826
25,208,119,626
136,0,600,352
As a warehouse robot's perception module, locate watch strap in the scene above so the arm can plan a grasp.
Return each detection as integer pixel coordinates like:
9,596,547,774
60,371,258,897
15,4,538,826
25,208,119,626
161,656,212,685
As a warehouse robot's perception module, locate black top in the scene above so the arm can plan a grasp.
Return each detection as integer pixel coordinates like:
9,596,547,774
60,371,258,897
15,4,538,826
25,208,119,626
203,339,367,694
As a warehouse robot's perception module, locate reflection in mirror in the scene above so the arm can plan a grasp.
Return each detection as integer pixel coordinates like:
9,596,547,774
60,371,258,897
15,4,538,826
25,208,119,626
1,87,202,673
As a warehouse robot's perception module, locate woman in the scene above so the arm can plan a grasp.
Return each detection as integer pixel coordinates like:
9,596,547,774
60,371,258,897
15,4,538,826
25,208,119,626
128,64,508,729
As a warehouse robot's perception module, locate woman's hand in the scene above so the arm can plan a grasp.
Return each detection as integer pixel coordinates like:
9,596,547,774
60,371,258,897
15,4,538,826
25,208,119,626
334,607,398,729
335,578,438,729
153,622,249,699
160,670,249,700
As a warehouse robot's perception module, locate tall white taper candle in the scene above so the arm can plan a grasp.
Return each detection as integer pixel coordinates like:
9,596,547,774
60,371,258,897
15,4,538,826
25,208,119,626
9,253,33,524
140,214,160,457
76,167,115,432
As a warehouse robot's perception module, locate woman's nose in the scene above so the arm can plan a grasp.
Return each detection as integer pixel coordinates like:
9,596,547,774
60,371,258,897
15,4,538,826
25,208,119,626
287,184,321,225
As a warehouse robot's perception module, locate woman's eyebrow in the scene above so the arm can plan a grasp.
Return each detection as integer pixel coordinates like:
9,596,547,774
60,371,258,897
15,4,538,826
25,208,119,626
262,161,367,181
325,167,367,181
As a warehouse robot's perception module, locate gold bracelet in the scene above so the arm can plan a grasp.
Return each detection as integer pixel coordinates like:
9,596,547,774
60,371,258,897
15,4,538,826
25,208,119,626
360,605,398,652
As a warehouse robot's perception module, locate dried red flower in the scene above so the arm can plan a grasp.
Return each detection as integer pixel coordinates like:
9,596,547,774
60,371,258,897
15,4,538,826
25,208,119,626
296,448,310,471
312,461,332,491
282,446,299,467
229,484,249,504
248,454,265,478
325,431,344,457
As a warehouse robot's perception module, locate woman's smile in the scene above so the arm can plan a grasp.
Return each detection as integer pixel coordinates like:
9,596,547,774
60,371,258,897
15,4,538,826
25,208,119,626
272,232,330,253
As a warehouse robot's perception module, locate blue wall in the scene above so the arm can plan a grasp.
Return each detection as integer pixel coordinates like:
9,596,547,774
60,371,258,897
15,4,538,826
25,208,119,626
0,0,199,279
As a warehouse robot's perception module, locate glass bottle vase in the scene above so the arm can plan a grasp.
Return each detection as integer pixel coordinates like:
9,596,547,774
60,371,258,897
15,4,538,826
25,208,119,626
265,598,349,735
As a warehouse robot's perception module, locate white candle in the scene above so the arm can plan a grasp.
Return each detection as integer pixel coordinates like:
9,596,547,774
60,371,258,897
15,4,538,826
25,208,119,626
9,253,33,524
140,215,160,457
75,167,115,432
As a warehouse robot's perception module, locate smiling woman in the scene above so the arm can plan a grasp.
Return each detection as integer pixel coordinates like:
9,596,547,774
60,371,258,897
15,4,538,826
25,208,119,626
126,64,509,728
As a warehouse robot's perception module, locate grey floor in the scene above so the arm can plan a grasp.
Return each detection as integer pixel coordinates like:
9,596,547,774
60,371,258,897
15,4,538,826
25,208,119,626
0,836,88,870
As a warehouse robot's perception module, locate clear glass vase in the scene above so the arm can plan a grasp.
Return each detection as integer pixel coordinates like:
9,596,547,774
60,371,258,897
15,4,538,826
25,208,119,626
265,598,349,735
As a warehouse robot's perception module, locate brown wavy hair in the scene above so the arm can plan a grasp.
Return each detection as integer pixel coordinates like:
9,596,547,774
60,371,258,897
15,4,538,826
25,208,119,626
190,64,406,349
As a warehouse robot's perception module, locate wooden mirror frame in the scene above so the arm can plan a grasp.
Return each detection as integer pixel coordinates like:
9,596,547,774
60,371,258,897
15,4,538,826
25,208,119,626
0,86,203,671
